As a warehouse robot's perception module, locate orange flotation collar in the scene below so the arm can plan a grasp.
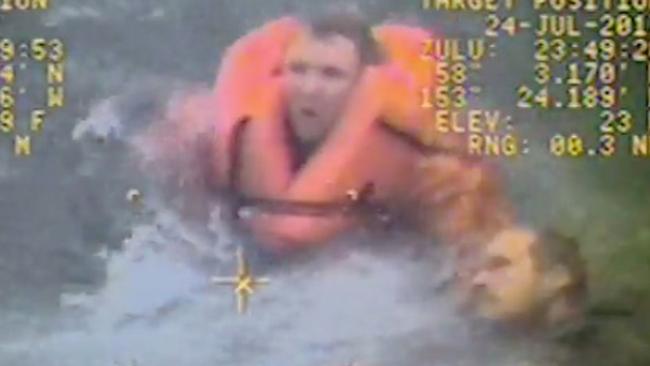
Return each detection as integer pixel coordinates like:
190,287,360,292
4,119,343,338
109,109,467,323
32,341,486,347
211,17,439,198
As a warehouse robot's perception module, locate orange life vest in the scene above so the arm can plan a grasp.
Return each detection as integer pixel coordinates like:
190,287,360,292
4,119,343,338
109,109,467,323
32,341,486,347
211,17,443,186
206,17,469,247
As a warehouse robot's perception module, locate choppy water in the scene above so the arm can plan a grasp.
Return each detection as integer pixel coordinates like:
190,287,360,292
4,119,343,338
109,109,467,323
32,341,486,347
1,0,646,365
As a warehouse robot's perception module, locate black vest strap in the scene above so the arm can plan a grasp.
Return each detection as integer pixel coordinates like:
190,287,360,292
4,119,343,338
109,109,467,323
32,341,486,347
225,117,392,229
227,117,251,220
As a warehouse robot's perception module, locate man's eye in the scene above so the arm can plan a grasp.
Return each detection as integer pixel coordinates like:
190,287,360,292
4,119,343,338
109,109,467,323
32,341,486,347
322,66,345,79
289,63,307,74
486,256,511,270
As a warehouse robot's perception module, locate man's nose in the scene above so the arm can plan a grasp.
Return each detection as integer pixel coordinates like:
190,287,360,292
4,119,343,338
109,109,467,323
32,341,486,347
472,271,489,287
301,74,322,96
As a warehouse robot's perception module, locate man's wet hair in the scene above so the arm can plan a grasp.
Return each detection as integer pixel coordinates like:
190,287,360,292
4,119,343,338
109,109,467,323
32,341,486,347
531,230,588,309
306,11,384,66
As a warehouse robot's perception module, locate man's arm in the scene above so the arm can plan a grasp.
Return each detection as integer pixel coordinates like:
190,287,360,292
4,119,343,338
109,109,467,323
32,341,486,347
410,153,518,249
373,118,521,248
135,90,218,219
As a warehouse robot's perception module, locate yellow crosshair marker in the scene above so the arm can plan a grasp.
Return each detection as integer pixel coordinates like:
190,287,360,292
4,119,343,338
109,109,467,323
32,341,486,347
211,246,270,314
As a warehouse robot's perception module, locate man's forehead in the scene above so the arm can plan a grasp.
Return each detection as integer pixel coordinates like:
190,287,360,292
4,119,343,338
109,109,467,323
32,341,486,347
285,31,359,61
485,230,535,259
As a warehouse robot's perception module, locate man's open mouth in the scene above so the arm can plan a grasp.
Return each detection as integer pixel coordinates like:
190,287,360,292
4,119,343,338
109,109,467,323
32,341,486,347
300,107,317,118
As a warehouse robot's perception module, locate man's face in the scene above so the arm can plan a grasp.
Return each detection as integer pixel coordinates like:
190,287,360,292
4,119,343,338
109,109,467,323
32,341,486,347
468,231,543,321
283,31,362,144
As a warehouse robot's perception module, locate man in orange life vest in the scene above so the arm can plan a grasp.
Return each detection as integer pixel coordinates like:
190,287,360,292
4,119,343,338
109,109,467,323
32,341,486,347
161,12,585,326
209,13,515,254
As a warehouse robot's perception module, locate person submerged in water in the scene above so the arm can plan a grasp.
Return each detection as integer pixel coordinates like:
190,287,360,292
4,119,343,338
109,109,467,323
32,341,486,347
462,228,588,331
